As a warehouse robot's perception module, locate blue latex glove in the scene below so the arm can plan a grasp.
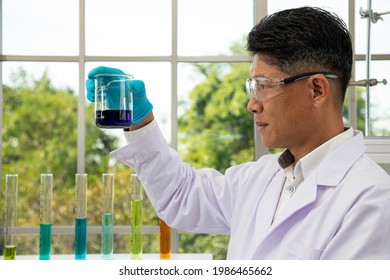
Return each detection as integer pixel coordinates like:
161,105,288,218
86,66,153,125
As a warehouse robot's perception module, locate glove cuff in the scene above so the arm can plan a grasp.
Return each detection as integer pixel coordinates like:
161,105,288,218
133,102,153,125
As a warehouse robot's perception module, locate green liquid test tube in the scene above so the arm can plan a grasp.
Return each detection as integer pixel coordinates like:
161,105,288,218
0,177,4,256
39,174,53,260
130,174,143,260
74,174,88,260
4,174,18,260
101,173,114,260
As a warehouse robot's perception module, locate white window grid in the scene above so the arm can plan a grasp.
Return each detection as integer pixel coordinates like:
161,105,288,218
0,0,389,254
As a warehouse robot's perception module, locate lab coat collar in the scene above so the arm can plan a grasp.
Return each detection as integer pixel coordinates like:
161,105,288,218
278,127,355,182
271,171,317,229
255,130,366,248
276,130,365,223
254,169,286,241
315,130,365,187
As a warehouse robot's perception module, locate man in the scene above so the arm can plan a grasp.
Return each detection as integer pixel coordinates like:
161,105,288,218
86,7,390,259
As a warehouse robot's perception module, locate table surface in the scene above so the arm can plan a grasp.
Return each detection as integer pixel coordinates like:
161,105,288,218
14,253,213,260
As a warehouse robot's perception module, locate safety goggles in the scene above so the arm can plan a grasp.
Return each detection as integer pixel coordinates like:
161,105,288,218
246,72,338,102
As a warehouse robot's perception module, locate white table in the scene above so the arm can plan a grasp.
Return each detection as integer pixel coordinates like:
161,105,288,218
15,253,213,260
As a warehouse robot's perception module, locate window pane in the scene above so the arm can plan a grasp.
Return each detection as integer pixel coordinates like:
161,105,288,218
85,0,171,56
85,62,172,144
355,60,390,136
2,62,79,93
381,163,390,174
2,0,79,55
178,233,229,260
178,0,253,56
84,62,168,256
355,0,390,54
268,1,348,27
177,62,253,259
178,62,253,169
2,62,79,235
84,62,170,231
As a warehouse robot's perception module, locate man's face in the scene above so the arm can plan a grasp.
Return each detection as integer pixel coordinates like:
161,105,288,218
247,54,316,151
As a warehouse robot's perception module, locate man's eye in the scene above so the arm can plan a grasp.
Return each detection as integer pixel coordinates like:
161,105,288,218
261,84,269,89
256,83,269,90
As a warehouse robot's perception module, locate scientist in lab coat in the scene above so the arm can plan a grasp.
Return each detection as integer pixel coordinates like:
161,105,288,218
86,7,390,259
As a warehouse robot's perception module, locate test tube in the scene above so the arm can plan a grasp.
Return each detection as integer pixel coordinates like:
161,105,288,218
130,174,143,260
0,182,4,257
101,173,114,260
39,174,53,260
160,219,171,260
74,173,87,260
4,174,18,260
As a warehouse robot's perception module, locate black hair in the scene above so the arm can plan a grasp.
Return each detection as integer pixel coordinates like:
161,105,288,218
247,6,353,105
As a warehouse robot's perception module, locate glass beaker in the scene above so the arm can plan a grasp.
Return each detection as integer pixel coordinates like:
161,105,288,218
94,73,134,128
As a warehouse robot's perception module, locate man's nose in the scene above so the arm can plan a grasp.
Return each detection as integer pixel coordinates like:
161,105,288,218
247,96,263,114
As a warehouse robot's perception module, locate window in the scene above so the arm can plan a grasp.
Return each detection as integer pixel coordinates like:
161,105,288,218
2,0,78,56
354,0,390,137
85,0,171,56
1,0,389,259
178,0,253,56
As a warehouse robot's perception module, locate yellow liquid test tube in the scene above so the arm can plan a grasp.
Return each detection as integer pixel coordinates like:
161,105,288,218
160,219,171,260
4,174,18,260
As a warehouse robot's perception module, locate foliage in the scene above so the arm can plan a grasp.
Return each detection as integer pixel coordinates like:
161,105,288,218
1,68,159,256
343,89,366,133
2,49,385,259
177,60,253,259
178,62,254,173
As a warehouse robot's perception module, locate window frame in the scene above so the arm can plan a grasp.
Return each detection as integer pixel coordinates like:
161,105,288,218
1,0,390,256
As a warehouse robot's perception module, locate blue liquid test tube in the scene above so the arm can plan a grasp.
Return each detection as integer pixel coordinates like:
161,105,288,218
74,173,87,260
4,174,18,260
101,173,114,260
39,174,53,260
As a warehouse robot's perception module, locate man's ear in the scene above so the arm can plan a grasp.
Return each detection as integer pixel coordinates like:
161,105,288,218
310,75,330,108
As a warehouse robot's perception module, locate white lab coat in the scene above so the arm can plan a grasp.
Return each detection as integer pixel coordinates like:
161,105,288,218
111,123,390,259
